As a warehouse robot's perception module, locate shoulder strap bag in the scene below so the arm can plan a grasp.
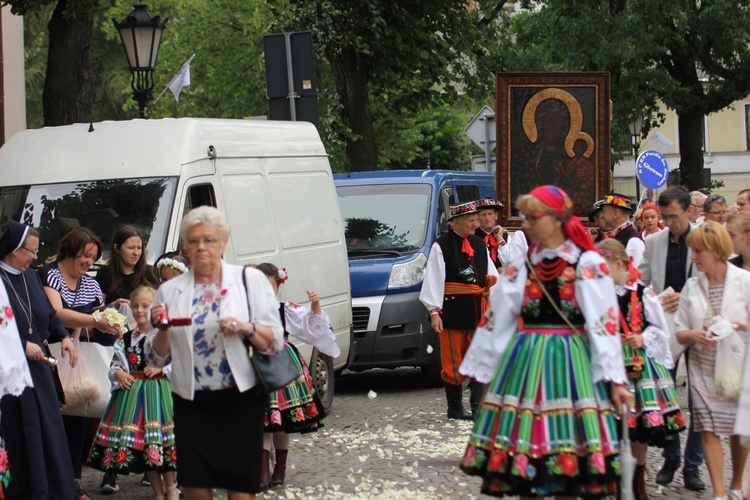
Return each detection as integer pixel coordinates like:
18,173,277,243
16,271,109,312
240,268,301,392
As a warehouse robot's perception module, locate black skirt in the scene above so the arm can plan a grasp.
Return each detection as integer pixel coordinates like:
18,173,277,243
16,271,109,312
173,386,267,493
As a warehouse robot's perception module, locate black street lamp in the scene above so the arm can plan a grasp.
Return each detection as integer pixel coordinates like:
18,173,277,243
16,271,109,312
113,3,167,118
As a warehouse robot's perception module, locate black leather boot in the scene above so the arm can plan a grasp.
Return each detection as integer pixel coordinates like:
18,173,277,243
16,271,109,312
445,383,472,420
468,381,484,419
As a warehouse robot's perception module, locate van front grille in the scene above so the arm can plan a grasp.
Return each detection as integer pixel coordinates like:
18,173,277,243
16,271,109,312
352,307,370,331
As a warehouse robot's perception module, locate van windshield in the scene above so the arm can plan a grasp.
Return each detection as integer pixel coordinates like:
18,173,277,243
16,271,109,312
0,177,177,266
336,184,431,255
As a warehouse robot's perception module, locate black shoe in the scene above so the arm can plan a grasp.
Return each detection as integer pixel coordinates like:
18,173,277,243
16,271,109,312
99,471,119,494
140,473,151,486
683,468,706,491
655,458,680,485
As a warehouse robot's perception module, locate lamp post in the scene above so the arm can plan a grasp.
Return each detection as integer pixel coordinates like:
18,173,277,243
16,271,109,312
113,3,167,118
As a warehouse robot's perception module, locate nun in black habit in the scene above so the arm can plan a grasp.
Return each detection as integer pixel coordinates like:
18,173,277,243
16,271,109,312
0,221,79,500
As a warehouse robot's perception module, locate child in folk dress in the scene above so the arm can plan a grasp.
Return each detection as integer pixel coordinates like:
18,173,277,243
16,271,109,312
253,263,340,490
597,239,686,500
87,286,178,500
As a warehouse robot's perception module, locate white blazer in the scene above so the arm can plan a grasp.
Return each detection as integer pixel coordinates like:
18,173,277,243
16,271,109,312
675,263,750,338
639,223,698,294
145,261,284,400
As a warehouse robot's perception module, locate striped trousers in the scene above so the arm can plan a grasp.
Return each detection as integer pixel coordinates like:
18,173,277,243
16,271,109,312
438,328,472,385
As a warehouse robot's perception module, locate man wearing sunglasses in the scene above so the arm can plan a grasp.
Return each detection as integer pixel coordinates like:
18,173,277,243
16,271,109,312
638,186,705,491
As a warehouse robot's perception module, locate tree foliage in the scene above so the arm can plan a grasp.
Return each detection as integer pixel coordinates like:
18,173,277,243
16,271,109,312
269,0,509,171
512,0,750,190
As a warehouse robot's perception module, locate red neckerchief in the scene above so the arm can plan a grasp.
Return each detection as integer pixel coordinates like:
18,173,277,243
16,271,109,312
483,232,499,262
461,237,475,258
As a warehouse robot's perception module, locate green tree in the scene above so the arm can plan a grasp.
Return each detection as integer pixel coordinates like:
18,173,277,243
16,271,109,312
513,0,750,190
6,0,100,126
271,0,509,171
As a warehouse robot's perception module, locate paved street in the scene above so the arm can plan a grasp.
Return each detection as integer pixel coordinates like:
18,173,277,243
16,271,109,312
81,368,744,499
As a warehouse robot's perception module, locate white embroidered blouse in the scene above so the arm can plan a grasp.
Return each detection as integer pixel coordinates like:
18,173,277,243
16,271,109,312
459,239,628,385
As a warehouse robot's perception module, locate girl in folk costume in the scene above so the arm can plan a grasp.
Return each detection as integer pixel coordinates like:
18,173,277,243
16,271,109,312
87,286,178,500
253,263,340,490
596,239,686,500
638,203,665,239
459,186,631,499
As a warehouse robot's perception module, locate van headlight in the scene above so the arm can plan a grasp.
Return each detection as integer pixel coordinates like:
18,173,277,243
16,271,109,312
388,253,427,288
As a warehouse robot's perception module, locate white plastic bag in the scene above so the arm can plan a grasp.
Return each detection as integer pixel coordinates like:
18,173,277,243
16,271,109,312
54,330,100,409
707,319,745,400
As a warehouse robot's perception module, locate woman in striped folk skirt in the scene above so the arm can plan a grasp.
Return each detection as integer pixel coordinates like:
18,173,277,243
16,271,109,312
459,186,631,499
87,287,178,500
597,239,685,499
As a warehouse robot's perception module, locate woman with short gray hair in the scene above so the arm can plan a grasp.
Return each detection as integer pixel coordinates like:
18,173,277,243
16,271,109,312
146,206,284,499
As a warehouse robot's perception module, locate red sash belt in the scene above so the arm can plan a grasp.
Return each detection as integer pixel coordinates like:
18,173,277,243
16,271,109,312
130,372,166,380
444,275,498,316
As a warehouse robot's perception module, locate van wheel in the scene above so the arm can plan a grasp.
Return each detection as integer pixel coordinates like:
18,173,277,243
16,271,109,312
420,346,443,387
310,349,335,414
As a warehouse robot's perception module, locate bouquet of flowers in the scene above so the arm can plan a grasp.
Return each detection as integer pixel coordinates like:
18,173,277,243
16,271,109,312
93,307,128,336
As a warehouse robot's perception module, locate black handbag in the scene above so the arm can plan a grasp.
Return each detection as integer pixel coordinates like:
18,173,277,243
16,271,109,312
240,269,301,392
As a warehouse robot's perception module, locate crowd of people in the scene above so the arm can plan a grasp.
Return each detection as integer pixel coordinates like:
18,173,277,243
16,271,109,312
0,206,336,500
421,185,750,500
4,184,750,500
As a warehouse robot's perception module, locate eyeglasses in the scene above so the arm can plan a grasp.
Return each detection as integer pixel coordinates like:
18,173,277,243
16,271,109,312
661,210,686,222
706,210,730,216
519,212,550,224
690,204,704,209
20,247,38,258
186,237,222,248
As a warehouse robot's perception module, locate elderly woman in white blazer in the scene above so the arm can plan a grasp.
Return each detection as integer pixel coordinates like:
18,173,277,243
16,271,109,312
145,206,283,500
675,221,750,500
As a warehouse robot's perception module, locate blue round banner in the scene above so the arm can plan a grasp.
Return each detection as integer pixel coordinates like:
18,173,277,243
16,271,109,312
636,150,669,189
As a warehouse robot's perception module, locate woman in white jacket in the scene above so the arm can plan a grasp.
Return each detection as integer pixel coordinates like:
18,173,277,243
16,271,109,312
145,206,284,500
675,221,750,500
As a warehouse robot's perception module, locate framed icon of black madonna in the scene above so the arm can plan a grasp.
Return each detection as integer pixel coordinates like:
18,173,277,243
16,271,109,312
496,72,611,223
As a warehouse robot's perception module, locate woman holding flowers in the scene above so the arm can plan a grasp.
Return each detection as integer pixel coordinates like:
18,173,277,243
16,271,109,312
145,206,283,499
39,226,120,499
597,238,685,499
459,186,631,499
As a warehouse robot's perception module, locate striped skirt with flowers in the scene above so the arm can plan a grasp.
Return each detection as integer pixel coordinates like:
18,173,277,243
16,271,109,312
623,342,685,446
461,328,621,498
87,374,176,474
263,342,325,434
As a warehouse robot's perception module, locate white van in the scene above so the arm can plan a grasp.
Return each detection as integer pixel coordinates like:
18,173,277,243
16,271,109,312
0,117,352,411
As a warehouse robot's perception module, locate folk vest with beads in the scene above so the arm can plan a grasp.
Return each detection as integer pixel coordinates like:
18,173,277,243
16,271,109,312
616,284,651,334
521,259,585,327
436,230,488,330
614,225,642,248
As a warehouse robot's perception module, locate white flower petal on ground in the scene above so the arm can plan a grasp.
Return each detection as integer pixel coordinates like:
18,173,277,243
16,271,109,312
367,390,377,399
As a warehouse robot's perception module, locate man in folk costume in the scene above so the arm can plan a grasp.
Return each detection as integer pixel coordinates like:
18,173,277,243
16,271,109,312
588,199,607,242
598,193,645,268
420,201,500,420
474,198,507,269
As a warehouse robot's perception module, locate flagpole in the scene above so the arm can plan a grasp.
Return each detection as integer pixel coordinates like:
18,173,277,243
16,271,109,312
153,54,195,105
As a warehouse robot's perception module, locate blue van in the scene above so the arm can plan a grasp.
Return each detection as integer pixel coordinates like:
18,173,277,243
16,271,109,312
334,170,496,384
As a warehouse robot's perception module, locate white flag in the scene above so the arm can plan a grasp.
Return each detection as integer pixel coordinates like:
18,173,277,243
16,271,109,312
167,54,195,102
645,129,674,152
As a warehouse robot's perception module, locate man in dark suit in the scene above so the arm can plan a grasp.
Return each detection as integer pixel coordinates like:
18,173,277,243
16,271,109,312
638,186,705,491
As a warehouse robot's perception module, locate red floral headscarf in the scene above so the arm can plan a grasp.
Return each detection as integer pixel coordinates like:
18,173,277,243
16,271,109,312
529,185,595,252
